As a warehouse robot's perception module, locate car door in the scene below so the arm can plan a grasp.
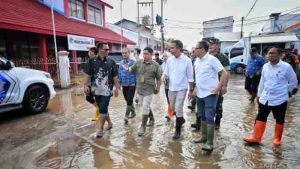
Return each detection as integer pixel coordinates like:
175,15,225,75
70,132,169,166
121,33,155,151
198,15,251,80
0,59,20,106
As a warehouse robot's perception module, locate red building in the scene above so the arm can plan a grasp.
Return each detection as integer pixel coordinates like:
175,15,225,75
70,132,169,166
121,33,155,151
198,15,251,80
0,0,134,77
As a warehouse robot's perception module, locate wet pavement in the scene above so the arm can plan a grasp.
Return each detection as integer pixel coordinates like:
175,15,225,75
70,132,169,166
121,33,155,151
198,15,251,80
0,74,300,169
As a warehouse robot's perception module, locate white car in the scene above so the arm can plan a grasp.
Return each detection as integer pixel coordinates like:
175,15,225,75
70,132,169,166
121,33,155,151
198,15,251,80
0,58,56,114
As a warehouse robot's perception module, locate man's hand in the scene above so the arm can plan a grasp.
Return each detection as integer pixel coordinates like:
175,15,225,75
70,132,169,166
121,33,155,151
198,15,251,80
114,89,119,97
256,71,261,76
154,87,160,94
211,85,221,95
161,75,167,82
220,86,227,95
256,97,260,104
188,90,194,100
84,85,90,94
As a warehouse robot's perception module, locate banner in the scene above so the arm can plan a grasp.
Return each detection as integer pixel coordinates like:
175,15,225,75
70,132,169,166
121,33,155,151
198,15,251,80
67,35,95,51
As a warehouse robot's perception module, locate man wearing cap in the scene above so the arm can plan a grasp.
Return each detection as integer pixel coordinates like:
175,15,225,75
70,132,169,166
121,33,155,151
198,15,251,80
207,37,230,130
86,45,100,121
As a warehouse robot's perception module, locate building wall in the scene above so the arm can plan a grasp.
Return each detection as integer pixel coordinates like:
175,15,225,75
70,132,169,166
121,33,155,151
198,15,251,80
203,16,234,38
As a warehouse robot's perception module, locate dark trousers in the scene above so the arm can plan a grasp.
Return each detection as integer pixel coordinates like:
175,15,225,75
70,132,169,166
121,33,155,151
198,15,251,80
122,86,136,106
256,101,287,125
95,95,111,116
165,89,170,104
216,95,224,119
245,75,261,96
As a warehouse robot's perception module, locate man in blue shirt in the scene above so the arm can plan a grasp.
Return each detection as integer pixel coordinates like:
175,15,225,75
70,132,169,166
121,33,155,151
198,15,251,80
119,48,137,124
245,47,265,102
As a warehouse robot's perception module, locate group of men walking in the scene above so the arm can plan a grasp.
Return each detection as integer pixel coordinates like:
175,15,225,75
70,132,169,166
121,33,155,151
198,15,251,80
83,38,298,152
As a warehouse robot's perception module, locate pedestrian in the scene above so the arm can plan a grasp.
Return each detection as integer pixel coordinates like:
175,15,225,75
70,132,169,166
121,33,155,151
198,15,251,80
193,40,229,151
188,47,197,112
161,53,174,122
119,48,137,124
207,38,231,130
127,47,162,136
292,49,300,84
163,40,194,140
245,47,265,103
154,52,163,65
83,42,120,138
85,45,100,122
134,48,141,104
282,48,299,73
243,47,298,146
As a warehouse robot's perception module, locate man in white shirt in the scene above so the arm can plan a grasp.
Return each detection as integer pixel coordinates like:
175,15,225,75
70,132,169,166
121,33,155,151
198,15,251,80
163,40,194,140
243,47,298,146
193,41,229,152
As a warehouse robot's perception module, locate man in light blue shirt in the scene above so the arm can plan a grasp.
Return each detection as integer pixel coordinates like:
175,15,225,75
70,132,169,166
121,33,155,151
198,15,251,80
244,47,298,146
245,47,265,102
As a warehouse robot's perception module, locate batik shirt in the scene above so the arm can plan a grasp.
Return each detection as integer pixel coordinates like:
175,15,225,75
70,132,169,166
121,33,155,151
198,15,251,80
84,57,118,96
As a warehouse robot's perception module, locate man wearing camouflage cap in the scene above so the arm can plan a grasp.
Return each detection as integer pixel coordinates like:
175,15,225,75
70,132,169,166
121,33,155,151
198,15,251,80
207,37,230,130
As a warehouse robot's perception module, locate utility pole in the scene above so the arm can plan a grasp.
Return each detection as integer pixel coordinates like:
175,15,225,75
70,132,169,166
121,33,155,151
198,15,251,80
240,17,244,38
137,0,154,49
151,0,154,50
137,0,140,48
51,0,60,84
120,0,123,52
160,0,165,53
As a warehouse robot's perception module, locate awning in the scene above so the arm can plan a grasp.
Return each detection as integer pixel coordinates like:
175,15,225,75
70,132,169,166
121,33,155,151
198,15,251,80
0,0,135,45
251,34,299,44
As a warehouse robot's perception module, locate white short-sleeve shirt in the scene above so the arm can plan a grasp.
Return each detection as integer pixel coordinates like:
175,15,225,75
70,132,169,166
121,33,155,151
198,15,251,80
194,53,224,98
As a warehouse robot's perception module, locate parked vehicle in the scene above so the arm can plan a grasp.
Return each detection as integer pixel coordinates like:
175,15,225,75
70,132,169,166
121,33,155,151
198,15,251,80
0,58,56,114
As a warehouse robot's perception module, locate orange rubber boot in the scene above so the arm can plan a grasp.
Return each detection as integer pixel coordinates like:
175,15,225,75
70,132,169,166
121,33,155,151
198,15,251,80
273,123,284,146
243,120,266,144
166,104,174,118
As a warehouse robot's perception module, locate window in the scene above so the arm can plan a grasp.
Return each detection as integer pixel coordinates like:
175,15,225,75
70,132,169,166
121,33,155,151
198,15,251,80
69,0,84,19
88,5,103,25
230,48,244,59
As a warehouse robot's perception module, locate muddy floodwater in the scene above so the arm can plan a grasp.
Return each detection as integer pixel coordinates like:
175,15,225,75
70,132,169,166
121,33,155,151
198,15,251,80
0,75,300,169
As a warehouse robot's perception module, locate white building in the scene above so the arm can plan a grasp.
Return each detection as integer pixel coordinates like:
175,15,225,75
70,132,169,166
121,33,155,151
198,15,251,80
106,19,161,52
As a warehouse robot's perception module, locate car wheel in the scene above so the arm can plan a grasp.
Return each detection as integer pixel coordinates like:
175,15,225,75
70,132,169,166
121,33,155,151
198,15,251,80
23,85,49,114
235,65,244,74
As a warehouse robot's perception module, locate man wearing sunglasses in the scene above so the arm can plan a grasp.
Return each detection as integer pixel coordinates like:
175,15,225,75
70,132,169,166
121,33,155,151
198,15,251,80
84,42,120,138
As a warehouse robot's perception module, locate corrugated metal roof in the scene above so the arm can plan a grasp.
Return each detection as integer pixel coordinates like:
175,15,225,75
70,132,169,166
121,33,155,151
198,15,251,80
0,0,135,45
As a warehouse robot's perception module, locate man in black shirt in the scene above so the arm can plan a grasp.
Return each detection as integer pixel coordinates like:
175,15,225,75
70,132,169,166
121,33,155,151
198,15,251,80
84,42,120,138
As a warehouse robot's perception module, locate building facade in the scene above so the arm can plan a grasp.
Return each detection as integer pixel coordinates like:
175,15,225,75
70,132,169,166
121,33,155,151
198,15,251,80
0,0,134,77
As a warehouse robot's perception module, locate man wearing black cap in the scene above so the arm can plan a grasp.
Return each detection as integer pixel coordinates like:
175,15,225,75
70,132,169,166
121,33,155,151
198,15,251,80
208,37,230,130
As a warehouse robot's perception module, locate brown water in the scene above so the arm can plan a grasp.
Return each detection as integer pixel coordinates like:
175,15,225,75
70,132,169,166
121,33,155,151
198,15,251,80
0,75,300,169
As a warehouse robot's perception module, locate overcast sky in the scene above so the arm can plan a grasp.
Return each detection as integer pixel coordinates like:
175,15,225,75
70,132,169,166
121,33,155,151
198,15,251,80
103,0,300,49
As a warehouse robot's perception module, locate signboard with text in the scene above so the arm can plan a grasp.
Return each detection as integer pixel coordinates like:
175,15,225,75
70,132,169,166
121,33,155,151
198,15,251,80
67,35,95,51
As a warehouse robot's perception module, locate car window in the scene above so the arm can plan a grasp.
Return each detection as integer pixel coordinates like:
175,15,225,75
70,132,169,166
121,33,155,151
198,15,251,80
230,48,244,59
108,52,123,65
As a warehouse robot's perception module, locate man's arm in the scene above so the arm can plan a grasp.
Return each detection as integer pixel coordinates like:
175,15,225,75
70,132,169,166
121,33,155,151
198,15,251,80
218,69,229,95
154,64,162,94
83,73,91,94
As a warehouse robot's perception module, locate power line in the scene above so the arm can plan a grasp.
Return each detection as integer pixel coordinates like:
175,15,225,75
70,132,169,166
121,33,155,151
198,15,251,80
245,0,259,19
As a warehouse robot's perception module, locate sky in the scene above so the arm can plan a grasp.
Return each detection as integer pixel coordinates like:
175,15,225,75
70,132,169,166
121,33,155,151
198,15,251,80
103,0,300,49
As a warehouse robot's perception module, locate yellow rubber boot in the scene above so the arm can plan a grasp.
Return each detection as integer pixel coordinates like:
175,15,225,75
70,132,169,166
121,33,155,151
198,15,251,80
91,103,100,121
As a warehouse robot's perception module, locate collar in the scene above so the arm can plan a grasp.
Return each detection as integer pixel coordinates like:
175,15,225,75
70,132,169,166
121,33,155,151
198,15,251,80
97,56,107,62
200,52,209,60
143,59,152,64
268,60,283,68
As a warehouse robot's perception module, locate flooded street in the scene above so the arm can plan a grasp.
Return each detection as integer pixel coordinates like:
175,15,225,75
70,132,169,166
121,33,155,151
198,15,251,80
1,74,300,169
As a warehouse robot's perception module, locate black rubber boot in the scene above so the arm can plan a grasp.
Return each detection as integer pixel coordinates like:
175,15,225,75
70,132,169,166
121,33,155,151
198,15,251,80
191,117,201,131
147,109,155,126
138,115,149,136
173,117,184,140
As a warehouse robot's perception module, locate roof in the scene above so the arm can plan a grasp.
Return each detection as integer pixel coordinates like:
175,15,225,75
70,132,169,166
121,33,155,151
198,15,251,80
251,33,300,44
0,0,135,45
